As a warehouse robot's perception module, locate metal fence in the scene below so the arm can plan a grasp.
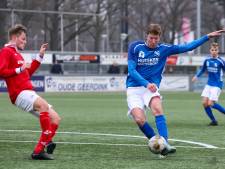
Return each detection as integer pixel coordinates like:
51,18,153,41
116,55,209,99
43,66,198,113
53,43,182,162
0,8,113,52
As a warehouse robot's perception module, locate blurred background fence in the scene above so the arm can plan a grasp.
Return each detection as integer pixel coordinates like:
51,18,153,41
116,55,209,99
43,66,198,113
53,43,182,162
1,0,225,92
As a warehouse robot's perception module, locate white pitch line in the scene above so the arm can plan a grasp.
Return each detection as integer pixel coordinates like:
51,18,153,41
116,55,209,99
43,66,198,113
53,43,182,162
0,140,224,150
0,129,219,149
0,140,146,147
0,129,145,139
175,145,225,149
170,139,218,149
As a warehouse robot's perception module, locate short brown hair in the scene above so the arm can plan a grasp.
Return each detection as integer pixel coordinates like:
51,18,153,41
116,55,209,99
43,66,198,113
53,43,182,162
8,24,27,39
210,42,219,48
146,24,161,36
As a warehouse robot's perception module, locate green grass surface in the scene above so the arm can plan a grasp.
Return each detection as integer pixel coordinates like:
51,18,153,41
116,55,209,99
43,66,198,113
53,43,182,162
1,92,225,169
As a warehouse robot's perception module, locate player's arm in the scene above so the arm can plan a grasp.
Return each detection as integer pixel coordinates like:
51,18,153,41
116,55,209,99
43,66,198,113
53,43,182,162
169,35,209,54
128,60,157,92
192,60,207,82
128,42,149,87
128,60,149,87
0,49,24,78
191,76,198,82
170,30,225,55
221,58,225,72
27,43,48,76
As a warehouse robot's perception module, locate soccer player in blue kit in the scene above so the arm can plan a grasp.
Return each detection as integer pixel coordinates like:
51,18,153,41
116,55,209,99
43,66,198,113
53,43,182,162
126,23,225,156
192,42,225,126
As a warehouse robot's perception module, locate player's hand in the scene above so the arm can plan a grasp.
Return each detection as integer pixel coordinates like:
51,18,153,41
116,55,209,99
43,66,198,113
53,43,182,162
147,83,157,92
207,30,225,38
39,43,48,58
25,63,31,68
192,76,197,82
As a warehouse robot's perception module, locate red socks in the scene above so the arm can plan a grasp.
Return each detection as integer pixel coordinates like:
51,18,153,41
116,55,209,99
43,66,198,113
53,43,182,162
34,112,59,154
34,112,52,154
50,123,58,140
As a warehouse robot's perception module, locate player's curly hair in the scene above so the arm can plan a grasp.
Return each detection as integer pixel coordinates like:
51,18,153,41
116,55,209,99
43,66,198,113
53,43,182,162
8,24,27,39
146,24,161,36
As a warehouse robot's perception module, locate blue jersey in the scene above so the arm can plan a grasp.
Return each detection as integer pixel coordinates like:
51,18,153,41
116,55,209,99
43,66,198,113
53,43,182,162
126,35,209,88
196,57,225,89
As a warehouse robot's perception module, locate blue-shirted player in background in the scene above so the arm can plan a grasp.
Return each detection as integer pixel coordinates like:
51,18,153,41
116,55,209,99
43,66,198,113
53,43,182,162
192,42,225,126
126,23,225,156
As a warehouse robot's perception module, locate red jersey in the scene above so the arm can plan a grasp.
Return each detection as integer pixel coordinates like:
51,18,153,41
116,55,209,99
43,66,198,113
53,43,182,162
0,44,41,103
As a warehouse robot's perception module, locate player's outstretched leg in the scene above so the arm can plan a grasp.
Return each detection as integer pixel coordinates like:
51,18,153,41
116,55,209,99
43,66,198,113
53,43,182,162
155,115,168,141
204,106,218,126
45,109,60,155
138,122,156,139
155,115,176,156
212,103,225,114
32,112,52,160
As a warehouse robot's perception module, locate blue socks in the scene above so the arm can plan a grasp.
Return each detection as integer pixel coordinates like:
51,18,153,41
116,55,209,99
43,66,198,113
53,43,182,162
138,115,168,141
204,103,225,123
204,106,217,122
155,115,168,141
212,103,225,114
138,122,155,139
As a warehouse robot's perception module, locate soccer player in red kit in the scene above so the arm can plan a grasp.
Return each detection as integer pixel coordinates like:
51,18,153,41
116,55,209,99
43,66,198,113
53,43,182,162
0,24,61,160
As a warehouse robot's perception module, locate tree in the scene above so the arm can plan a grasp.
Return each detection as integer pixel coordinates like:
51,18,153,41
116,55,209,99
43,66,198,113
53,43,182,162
1,0,224,53
0,0,8,46
209,0,225,18
128,0,160,40
158,0,195,44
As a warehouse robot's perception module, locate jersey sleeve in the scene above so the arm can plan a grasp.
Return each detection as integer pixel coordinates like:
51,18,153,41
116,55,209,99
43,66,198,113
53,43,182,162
221,58,225,72
196,60,207,77
0,49,18,78
128,42,149,87
168,35,209,55
26,55,42,76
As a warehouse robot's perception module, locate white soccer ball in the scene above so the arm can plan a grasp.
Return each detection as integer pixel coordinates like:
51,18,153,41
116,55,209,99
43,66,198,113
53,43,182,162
148,135,166,154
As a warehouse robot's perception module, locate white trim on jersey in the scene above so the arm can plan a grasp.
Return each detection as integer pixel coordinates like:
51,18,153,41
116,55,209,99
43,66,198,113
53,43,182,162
134,43,145,53
217,57,225,66
159,44,172,47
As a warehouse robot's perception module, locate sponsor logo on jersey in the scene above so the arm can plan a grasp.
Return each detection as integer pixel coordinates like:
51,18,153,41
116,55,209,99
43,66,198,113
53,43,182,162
154,51,160,57
207,67,218,73
138,51,145,58
137,58,159,65
137,50,160,65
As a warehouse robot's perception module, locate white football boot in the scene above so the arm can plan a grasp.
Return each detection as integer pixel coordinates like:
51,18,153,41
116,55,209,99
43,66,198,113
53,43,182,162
160,142,176,156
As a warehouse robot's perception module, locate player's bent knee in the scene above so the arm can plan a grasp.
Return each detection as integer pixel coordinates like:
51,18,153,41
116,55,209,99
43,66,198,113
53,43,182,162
152,111,163,116
208,103,213,107
56,115,61,124
208,101,214,107
37,104,49,113
151,108,163,116
134,117,146,126
51,113,61,124
202,102,208,107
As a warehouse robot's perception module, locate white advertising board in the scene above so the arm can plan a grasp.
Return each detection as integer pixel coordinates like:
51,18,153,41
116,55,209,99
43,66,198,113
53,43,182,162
45,76,126,92
45,75,189,92
160,76,189,91
100,53,127,65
